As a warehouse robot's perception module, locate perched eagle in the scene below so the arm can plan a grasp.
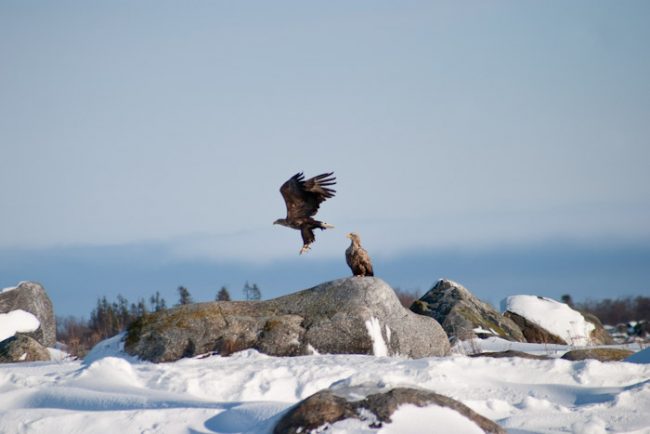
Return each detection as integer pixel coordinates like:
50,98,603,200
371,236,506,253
274,172,336,254
345,232,374,277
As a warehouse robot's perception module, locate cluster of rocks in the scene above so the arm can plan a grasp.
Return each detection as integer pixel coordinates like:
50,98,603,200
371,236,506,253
120,277,510,431
411,279,614,348
0,281,56,363
123,276,622,365
606,320,650,344
2,276,628,433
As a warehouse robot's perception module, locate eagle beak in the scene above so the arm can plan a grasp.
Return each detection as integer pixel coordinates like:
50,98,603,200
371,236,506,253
346,233,352,239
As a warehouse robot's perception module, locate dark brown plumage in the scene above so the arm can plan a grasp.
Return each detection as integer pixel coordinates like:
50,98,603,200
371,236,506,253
274,172,336,254
345,232,374,277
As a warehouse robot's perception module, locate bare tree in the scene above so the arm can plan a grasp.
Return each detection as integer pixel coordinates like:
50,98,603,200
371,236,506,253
393,287,421,309
149,291,167,311
243,282,261,301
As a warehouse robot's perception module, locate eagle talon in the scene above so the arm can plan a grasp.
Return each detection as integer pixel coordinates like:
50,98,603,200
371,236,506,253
299,245,311,255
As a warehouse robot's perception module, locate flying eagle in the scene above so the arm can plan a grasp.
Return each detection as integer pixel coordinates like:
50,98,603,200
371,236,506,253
345,232,374,277
274,172,336,254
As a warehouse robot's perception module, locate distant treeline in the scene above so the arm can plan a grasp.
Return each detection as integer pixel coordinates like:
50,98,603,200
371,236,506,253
393,288,421,309
57,283,261,357
574,296,650,326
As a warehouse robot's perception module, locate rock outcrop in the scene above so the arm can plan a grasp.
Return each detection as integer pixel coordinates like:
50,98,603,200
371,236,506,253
503,311,567,345
580,311,615,345
561,348,634,362
274,385,505,434
469,350,551,360
411,279,525,342
0,281,56,347
0,334,51,363
125,277,450,362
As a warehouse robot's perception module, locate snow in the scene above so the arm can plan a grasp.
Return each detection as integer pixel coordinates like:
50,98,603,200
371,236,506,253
83,332,140,365
504,295,596,345
453,336,574,357
0,336,649,434
0,309,41,341
47,347,74,362
381,404,485,434
324,404,484,434
472,326,498,336
364,317,388,357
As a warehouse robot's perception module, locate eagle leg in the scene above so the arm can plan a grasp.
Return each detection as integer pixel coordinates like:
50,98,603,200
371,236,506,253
299,244,312,255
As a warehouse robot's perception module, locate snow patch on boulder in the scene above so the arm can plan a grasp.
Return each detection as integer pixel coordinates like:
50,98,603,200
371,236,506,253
0,309,40,342
365,317,388,357
503,295,595,346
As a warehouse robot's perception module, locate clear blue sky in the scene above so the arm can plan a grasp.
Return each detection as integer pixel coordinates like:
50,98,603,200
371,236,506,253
1,1,649,315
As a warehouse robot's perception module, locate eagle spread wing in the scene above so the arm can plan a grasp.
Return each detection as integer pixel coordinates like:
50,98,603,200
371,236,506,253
280,172,336,222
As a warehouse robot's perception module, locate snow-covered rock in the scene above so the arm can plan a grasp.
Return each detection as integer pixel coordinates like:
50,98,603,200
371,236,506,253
502,310,568,345
503,295,609,346
125,277,450,362
0,281,56,347
274,385,505,434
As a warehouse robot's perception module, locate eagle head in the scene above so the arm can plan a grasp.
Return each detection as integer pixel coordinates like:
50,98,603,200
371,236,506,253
273,218,288,227
346,232,361,242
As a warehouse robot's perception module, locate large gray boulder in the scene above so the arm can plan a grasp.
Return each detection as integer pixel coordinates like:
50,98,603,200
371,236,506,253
274,385,505,434
0,334,51,363
0,281,56,347
125,277,450,362
411,279,525,342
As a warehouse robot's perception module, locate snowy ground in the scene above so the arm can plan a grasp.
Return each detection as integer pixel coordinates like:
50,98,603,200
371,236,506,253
0,335,649,434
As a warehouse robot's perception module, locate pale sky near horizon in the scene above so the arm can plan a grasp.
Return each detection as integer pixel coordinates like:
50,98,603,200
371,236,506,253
1,1,649,262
